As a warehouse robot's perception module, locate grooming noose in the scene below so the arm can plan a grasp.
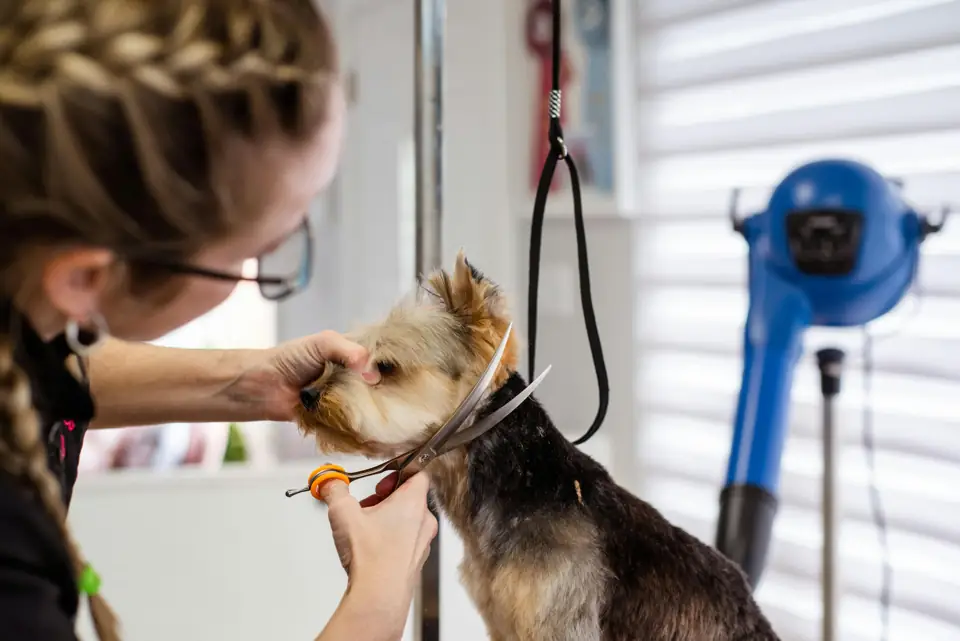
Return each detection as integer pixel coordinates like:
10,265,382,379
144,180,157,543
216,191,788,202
526,0,609,446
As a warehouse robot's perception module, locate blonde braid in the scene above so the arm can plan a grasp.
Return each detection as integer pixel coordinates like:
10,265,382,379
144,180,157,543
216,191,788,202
0,0,334,111
0,336,120,641
0,0,339,252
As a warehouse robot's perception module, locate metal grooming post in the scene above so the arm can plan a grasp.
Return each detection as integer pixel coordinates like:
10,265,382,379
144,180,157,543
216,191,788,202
816,348,845,641
413,0,444,639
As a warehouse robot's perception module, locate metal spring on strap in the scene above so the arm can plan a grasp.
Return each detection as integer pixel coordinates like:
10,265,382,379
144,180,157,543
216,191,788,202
548,89,562,119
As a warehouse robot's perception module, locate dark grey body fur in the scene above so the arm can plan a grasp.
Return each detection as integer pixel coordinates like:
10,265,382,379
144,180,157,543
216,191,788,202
442,372,781,641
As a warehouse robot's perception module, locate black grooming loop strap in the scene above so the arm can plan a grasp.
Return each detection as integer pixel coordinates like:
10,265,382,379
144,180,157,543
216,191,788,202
526,0,609,446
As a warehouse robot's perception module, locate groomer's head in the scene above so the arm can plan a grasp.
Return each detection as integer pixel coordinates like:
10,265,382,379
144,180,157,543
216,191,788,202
0,0,344,341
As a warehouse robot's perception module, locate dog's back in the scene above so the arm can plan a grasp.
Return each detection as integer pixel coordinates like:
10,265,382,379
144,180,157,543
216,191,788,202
443,373,780,641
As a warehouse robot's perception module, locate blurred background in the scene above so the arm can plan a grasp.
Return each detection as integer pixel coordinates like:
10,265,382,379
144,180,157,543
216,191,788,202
68,1,960,640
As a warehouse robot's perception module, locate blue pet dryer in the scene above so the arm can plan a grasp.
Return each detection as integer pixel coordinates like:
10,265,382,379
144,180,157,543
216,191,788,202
715,158,946,588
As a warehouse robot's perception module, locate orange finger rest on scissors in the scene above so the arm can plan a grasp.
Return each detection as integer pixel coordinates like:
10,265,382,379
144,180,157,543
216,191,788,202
309,464,351,500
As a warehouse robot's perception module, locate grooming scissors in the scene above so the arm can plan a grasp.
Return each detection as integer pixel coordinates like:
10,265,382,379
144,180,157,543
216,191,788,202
285,321,552,501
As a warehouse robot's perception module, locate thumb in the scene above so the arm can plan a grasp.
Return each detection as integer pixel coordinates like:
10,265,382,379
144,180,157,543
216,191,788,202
314,331,380,385
317,479,353,507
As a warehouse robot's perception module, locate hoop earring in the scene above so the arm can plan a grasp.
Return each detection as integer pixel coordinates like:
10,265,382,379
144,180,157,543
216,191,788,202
65,314,109,356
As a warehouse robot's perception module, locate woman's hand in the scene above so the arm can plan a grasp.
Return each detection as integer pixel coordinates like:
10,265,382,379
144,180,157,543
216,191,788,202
229,330,382,422
319,472,438,637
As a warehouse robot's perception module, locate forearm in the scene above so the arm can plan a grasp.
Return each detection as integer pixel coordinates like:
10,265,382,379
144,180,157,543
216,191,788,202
316,584,407,641
86,337,259,429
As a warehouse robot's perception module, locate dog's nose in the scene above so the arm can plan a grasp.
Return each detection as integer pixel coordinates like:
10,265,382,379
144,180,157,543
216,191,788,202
299,387,321,408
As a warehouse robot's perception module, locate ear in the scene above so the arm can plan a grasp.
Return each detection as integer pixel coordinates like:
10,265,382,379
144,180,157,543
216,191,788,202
455,249,486,285
428,249,503,324
451,248,476,292
41,248,115,325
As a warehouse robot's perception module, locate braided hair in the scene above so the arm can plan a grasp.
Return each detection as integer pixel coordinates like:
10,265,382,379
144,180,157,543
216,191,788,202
0,1,339,638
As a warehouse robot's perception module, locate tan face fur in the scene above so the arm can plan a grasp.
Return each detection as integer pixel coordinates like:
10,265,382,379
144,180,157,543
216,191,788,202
295,251,518,458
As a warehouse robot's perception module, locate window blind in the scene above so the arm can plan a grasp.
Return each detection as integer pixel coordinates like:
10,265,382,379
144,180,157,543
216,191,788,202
632,2,960,641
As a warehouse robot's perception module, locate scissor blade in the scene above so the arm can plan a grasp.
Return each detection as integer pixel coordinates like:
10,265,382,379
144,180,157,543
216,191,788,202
348,458,405,482
441,364,552,453
396,322,513,481
413,322,512,456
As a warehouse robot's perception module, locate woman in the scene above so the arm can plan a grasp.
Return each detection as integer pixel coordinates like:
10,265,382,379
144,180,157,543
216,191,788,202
0,2,437,640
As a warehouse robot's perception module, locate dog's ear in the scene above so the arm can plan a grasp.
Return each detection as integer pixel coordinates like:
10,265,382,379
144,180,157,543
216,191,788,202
425,250,517,376
451,249,478,291
426,249,504,324
458,251,487,285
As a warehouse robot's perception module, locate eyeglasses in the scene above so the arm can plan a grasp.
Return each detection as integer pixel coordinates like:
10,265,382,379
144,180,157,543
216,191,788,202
137,218,314,302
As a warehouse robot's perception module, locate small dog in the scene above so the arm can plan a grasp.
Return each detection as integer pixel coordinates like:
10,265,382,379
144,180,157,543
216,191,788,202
297,252,780,641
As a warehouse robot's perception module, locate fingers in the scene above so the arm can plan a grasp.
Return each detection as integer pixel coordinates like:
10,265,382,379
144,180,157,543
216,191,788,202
415,510,439,572
359,473,432,514
375,471,398,497
420,511,439,545
407,473,437,556
315,330,380,385
426,511,439,538
419,498,439,541
417,543,433,572
359,493,383,508
358,471,404,508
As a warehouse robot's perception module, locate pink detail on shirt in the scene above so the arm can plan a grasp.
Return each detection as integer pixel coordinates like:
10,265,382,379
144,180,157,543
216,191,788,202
59,434,66,461
64,420,76,432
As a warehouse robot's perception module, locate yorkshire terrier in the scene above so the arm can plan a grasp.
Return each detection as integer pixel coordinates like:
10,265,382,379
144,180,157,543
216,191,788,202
297,252,780,641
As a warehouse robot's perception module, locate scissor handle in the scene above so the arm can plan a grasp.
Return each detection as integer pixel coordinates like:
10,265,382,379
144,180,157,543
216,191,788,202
309,464,351,500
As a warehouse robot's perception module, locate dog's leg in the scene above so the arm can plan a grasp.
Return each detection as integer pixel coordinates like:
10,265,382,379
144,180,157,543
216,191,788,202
460,542,604,641
460,552,511,640
487,548,605,641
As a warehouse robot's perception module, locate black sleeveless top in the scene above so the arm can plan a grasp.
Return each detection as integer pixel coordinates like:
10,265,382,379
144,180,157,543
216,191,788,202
0,301,95,640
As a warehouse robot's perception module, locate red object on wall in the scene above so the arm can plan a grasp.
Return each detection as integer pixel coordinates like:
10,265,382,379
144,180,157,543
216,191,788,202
526,0,573,193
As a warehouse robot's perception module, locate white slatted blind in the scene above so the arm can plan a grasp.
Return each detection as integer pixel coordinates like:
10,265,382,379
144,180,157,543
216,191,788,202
632,2,960,641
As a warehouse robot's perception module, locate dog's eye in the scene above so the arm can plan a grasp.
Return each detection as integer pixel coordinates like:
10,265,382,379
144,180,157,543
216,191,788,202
376,361,397,376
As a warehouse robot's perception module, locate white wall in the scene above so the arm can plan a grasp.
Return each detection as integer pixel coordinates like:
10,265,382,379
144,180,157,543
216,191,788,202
69,1,639,640
334,0,520,321
71,463,377,641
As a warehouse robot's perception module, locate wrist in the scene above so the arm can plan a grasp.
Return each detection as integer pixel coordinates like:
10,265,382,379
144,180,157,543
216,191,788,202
318,582,409,641
216,348,276,421
348,576,414,635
